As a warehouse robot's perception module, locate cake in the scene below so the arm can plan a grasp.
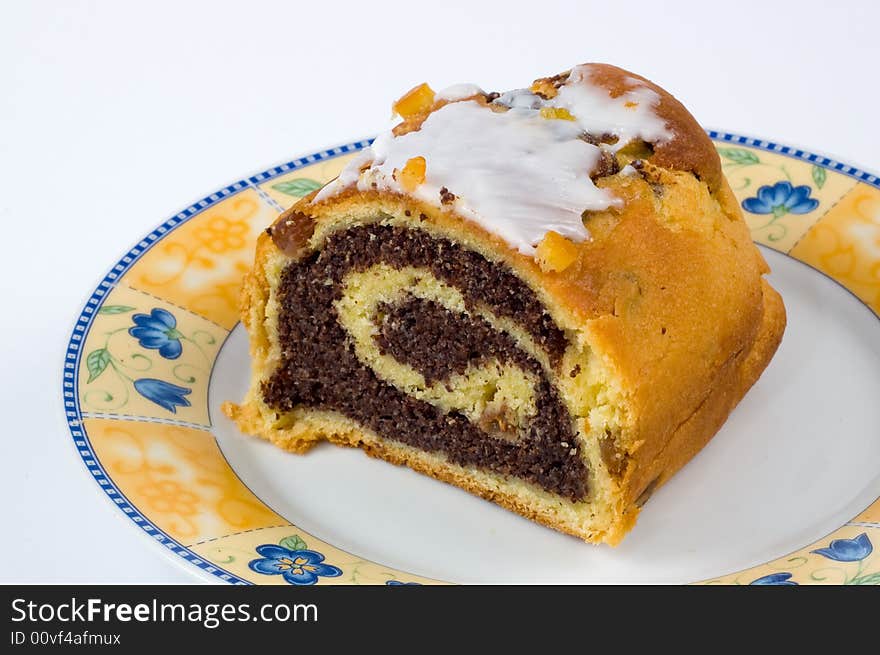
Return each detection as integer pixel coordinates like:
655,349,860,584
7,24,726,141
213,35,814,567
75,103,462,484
223,63,785,545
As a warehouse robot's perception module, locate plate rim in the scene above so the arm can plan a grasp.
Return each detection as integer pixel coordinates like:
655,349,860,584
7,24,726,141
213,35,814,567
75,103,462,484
62,131,880,585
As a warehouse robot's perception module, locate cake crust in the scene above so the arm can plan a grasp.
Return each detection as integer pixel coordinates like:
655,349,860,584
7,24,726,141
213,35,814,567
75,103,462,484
582,64,724,192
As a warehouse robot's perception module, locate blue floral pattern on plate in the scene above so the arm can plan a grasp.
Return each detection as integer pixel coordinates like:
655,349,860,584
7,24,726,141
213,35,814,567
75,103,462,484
749,572,798,585
249,545,343,585
386,580,422,586
811,533,873,562
133,378,192,413
742,181,819,217
129,308,184,360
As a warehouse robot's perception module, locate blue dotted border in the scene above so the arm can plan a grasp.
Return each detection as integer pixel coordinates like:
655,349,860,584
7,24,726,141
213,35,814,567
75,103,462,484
63,133,877,585
707,130,880,189
63,140,371,585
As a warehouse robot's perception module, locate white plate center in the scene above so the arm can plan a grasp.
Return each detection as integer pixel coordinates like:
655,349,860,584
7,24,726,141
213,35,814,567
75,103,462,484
209,248,880,583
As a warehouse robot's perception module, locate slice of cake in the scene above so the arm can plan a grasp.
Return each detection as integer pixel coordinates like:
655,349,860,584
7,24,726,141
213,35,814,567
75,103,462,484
223,63,785,545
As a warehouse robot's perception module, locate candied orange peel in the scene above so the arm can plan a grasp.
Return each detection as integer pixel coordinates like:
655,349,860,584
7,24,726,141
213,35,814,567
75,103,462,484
393,83,436,119
397,156,426,192
530,78,560,100
535,231,579,272
539,107,575,121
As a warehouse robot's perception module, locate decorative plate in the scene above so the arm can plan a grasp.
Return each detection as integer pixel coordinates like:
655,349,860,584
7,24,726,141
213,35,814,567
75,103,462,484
64,133,880,585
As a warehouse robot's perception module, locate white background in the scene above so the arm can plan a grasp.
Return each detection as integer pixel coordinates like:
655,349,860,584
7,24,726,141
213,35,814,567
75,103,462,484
0,0,877,583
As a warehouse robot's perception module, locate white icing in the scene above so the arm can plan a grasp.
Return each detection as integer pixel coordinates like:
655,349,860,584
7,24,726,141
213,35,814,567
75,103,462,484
495,88,544,110
620,164,639,177
336,149,373,187
435,83,484,102
353,102,616,253
550,65,672,151
315,65,671,255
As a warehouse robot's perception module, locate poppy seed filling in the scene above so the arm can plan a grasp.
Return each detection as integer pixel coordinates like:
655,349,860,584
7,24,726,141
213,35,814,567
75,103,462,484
262,224,587,501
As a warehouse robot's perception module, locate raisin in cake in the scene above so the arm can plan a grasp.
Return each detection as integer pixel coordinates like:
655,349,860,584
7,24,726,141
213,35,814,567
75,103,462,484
223,63,785,545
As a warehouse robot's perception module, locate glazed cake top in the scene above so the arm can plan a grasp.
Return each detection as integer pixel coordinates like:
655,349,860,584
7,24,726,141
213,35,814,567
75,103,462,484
314,64,688,255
